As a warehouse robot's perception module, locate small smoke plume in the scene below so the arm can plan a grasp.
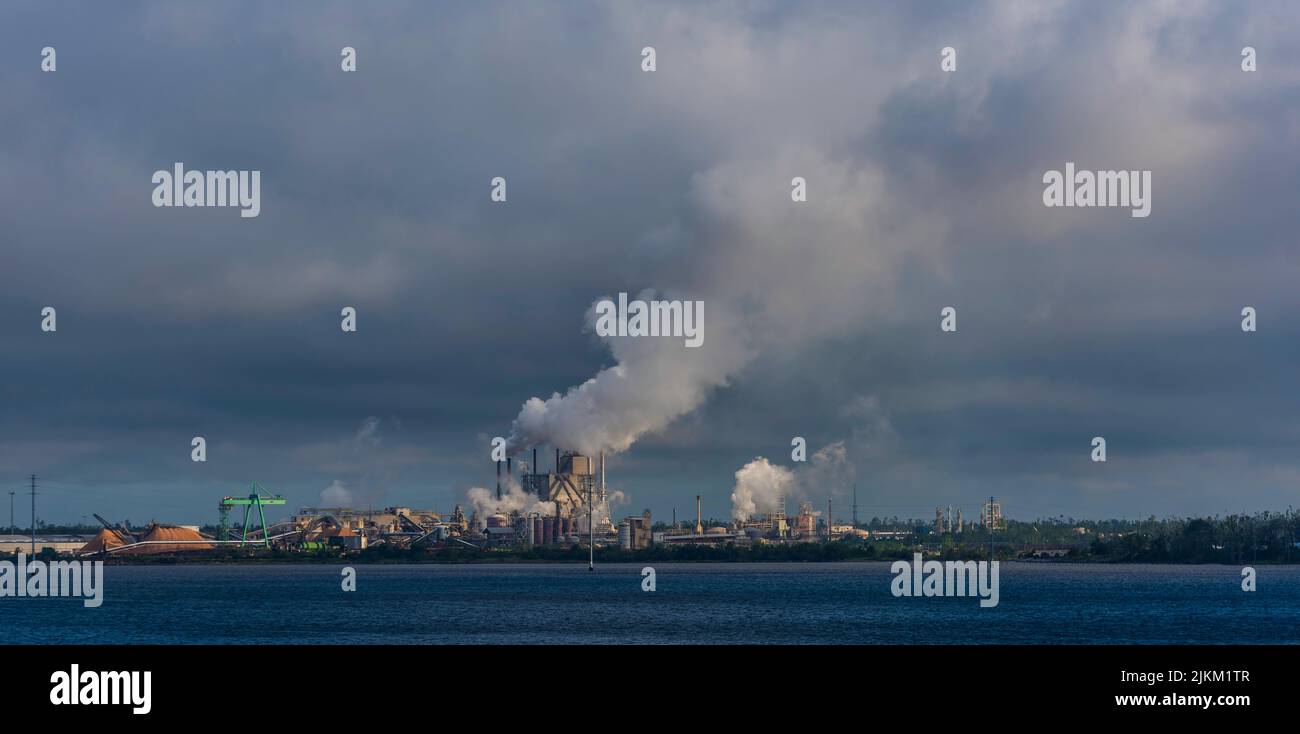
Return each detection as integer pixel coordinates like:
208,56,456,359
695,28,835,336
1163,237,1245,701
319,480,353,507
730,457,796,521
351,416,398,509
806,441,855,496
465,481,557,529
464,479,629,530
507,293,751,457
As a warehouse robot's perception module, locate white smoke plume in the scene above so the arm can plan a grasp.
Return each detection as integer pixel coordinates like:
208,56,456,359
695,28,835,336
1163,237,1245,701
466,481,557,528
319,479,353,507
464,478,629,531
507,293,751,457
730,457,796,521
502,153,918,462
730,441,856,521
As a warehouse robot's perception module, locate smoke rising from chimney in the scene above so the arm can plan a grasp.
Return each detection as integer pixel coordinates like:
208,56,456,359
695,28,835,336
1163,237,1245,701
503,144,917,464
506,293,751,457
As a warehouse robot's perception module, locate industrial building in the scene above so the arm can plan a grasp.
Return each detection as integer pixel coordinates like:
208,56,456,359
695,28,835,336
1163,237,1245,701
733,500,823,542
482,447,619,548
618,510,653,550
0,535,91,556
933,506,965,534
515,449,611,526
289,506,458,536
24,462,1011,558
981,497,1004,530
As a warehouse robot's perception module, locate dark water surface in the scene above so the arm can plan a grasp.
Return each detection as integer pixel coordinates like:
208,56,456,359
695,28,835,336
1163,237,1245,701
2,562,1296,644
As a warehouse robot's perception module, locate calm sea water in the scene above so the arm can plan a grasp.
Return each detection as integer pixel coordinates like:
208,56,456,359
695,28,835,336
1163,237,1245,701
2,562,1297,644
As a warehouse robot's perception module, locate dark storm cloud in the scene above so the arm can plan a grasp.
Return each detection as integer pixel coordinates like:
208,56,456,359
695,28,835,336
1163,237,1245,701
1,0,1298,524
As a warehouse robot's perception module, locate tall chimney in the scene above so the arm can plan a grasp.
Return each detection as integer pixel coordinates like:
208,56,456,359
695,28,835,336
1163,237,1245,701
600,450,606,503
533,448,538,477
495,460,501,501
695,495,703,535
555,448,561,474
506,457,513,491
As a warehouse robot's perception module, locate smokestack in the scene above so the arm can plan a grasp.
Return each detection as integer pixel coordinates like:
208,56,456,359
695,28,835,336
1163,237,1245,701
695,495,702,535
556,448,560,474
600,450,606,504
495,460,502,501
533,448,538,477
507,457,513,487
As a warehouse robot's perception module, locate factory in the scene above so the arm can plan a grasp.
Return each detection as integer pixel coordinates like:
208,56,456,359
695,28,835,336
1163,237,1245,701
514,448,611,528
0,535,92,556
35,459,921,559
478,447,620,547
731,501,823,542
289,506,460,537
618,510,653,550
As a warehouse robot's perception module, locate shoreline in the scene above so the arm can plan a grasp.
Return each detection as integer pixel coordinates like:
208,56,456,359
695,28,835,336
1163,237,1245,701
60,556,1300,566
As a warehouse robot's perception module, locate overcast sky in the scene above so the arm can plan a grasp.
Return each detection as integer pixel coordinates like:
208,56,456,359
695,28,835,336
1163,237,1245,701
2,0,1299,527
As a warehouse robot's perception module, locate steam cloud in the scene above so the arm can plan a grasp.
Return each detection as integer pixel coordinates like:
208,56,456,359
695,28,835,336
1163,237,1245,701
503,98,922,464
466,481,556,528
730,441,855,521
319,480,353,507
507,293,751,456
730,457,796,521
465,477,625,529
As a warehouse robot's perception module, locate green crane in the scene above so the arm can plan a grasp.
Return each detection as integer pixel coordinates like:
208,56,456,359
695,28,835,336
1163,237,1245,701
218,483,287,546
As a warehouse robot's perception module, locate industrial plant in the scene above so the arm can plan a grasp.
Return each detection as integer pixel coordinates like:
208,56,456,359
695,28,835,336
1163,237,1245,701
3,457,1008,559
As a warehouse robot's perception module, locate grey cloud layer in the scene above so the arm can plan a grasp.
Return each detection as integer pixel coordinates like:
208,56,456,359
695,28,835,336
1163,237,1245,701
2,0,1298,523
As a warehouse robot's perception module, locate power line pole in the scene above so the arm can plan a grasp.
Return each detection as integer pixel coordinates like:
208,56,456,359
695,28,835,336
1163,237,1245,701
30,474,37,557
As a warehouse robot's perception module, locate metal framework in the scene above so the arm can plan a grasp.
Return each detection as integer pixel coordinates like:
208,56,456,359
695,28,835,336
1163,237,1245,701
218,483,287,546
